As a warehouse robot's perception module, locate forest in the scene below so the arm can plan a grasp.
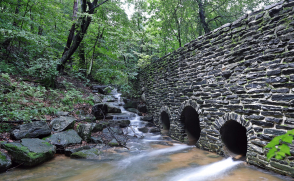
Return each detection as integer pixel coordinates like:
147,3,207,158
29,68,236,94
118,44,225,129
0,0,281,142
2,0,294,178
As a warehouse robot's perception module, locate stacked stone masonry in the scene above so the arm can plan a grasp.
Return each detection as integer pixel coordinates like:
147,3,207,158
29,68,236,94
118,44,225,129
137,1,294,177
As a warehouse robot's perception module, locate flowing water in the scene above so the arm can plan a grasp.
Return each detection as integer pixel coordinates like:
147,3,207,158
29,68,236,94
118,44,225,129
1,92,290,181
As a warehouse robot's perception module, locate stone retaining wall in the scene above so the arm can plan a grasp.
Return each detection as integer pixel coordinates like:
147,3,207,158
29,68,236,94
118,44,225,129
137,1,294,177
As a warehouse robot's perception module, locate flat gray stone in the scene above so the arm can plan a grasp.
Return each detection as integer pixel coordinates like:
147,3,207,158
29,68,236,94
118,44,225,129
70,148,101,159
50,116,76,132
11,121,51,140
44,130,82,147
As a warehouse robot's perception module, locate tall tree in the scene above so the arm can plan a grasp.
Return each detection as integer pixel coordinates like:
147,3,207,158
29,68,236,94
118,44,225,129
57,0,110,72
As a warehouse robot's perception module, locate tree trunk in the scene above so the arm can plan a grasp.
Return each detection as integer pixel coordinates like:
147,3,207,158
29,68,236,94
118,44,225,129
57,0,109,72
196,0,210,34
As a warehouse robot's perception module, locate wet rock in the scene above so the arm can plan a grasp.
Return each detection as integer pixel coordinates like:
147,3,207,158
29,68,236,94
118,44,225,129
102,127,123,135
149,127,161,133
108,139,119,146
0,151,11,172
11,121,51,140
108,119,130,128
123,99,138,109
119,120,131,128
50,116,76,132
70,148,101,159
138,127,149,133
65,145,91,156
92,103,108,119
77,123,94,142
108,113,136,120
103,86,113,95
141,116,153,122
103,95,117,102
107,104,121,113
92,95,102,103
91,137,103,144
79,114,96,122
138,103,147,113
91,85,107,94
91,123,105,132
126,108,139,114
44,129,82,148
2,138,55,167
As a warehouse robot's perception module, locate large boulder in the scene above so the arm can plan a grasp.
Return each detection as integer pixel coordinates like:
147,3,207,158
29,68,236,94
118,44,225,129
102,127,123,135
91,85,107,94
92,95,102,103
1,138,55,167
92,103,108,119
137,103,147,113
107,104,121,113
0,151,11,172
92,122,109,132
103,95,117,102
92,104,121,119
70,148,101,159
91,137,103,144
109,120,130,128
44,129,82,148
77,123,94,142
123,99,138,109
11,121,51,140
50,116,76,132
79,114,96,122
126,108,139,114
141,116,153,122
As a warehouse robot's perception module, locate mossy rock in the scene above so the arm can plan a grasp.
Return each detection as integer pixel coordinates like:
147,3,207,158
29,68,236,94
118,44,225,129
0,151,11,172
103,86,113,95
70,148,101,159
44,129,82,147
2,138,55,167
108,139,119,147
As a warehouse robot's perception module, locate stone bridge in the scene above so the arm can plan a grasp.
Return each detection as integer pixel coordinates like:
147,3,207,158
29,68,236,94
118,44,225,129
137,1,294,177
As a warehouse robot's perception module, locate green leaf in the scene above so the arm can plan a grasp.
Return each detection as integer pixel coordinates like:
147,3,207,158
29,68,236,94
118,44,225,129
281,135,293,143
267,147,277,160
279,144,291,156
265,137,280,148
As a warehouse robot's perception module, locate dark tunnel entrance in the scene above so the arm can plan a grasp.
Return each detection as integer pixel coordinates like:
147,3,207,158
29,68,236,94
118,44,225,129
220,120,247,156
180,106,201,145
161,111,170,135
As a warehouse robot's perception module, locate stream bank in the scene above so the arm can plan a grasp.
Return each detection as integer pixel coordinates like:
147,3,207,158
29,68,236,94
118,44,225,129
0,86,291,180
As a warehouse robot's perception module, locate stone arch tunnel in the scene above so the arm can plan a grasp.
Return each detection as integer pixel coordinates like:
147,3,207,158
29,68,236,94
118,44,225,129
137,1,294,177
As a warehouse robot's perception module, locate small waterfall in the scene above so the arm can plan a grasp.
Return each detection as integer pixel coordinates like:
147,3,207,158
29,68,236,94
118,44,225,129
171,157,242,181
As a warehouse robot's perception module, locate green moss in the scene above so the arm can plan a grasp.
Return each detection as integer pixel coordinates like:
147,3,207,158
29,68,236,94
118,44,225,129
0,153,7,161
42,142,52,146
71,152,88,158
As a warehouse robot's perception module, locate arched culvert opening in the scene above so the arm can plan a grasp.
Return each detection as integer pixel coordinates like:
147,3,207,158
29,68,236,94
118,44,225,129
220,120,247,156
161,111,170,135
180,106,201,145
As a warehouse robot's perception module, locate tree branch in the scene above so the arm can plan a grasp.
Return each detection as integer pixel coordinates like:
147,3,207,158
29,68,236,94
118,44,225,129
87,0,109,12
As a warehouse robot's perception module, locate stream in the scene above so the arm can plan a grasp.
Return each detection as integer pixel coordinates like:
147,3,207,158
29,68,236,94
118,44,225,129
0,92,290,181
